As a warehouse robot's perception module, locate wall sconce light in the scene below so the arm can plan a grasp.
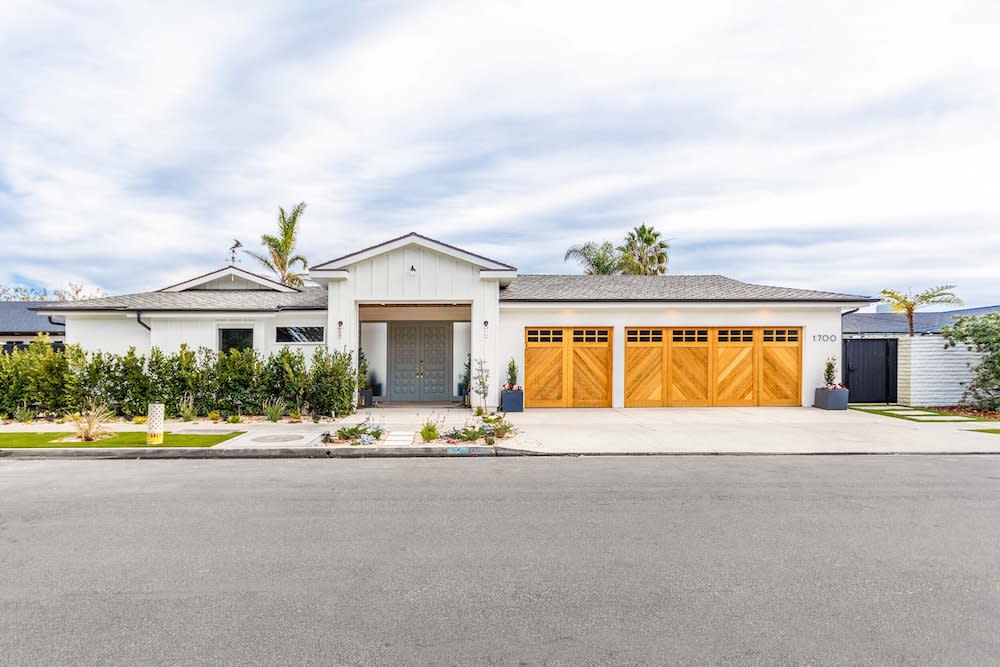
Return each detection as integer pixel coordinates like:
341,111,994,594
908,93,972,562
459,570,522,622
483,319,489,339
409,265,417,276
337,320,344,338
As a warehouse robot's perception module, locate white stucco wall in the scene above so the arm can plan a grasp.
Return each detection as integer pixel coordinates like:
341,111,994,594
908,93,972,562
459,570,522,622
64,315,151,355
897,335,982,406
497,303,847,408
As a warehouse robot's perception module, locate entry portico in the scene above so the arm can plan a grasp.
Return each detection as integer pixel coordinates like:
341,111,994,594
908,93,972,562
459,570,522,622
308,233,517,408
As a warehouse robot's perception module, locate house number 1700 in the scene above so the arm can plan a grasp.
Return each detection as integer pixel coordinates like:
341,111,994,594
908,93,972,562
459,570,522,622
812,334,838,342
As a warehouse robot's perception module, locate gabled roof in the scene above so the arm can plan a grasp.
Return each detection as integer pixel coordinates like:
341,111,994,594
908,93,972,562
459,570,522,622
0,301,66,335
310,232,517,272
33,287,327,313
499,274,874,303
159,265,299,293
843,305,1000,335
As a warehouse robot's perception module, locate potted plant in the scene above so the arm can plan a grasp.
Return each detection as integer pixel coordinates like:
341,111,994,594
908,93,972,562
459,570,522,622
357,349,373,408
500,358,523,412
814,357,849,410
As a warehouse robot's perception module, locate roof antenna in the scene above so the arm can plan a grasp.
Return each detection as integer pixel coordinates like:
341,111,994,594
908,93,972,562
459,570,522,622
228,239,243,265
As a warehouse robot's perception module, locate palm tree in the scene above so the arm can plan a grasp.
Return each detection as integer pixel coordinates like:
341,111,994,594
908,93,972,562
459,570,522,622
563,241,622,275
880,285,963,336
618,224,669,275
246,202,309,287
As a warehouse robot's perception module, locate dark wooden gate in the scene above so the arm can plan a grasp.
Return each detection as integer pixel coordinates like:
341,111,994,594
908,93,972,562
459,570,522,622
843,338,897,403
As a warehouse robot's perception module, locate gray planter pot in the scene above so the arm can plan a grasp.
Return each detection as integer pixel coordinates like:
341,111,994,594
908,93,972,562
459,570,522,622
814,387,849,410
500,390,524,413
359,388,374,408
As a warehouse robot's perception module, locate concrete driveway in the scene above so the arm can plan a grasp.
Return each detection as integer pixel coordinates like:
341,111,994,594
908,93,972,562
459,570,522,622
503,407,1000,454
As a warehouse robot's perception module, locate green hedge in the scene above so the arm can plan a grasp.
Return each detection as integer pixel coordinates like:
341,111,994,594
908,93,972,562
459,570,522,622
0,336,357,419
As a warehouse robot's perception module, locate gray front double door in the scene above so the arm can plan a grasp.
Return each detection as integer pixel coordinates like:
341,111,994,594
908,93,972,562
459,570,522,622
388,322,453,402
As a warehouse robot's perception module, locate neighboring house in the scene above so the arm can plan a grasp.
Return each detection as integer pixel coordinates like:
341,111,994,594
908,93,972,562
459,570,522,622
842,306,1000,406
36,233,872,409
0,301,66,353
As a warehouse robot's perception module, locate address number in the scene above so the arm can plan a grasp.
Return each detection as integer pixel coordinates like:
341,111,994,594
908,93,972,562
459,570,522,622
812,334,838,342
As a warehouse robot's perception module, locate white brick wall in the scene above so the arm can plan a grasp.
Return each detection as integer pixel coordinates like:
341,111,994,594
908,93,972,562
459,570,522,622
897,335,983,406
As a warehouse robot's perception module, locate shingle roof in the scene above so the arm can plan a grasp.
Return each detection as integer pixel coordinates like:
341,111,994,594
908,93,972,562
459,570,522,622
0,301,66,334
843,306,1000,335
499,275,872,303
33,288,328,313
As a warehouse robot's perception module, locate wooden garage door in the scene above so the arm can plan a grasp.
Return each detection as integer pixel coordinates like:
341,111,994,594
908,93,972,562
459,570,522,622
714,328,757,406
623,326,801,407
669,328,711,406
759,328,802,406
625,328,666,407
524,327,612,407
524,328,566,408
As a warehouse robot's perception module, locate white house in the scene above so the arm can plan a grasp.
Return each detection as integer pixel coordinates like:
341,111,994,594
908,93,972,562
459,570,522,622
37,233,873,409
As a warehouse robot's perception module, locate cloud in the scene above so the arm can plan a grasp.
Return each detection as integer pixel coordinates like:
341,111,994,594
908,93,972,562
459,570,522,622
0,0,998,305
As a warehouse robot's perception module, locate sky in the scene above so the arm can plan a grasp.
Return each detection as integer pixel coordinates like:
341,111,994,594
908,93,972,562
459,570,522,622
1,0,998,305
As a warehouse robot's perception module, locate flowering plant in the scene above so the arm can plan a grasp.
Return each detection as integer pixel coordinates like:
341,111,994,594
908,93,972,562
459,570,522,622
502,383,523,392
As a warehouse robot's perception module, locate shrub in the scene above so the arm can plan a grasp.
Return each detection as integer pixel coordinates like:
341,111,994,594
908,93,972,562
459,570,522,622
261,348,307,408
227,414,242,424
336,416,384,444
207,410,221,422
263,397,286,422
943,313,1000,410
307,348,356,417
420,418,440,442
14,403,34,423
132,415,148,424
506,358,518,387
178,394,197,421
69,400,114,441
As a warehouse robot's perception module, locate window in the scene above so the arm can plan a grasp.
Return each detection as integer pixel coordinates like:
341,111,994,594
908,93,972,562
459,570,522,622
717,329,754,343
626,329,663,343
672,329,708,343
219,328,254,352
526,328,563,343
276,326,325,343
763,328,799,343
572,328,609,343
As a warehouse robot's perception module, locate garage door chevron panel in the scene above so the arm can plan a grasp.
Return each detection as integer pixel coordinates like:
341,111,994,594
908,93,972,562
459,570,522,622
714,328,756,406
524,328,566,408
573,345,611,407
524,327,612,408
625,328,665,407
669,329,711,406
759,328,801,406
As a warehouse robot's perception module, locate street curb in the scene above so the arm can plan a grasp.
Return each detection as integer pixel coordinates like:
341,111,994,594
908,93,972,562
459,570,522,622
496,448,1000,456
0,445,498,459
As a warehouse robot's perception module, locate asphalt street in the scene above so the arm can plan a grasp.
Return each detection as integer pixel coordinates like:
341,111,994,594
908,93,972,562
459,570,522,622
1,456,999,665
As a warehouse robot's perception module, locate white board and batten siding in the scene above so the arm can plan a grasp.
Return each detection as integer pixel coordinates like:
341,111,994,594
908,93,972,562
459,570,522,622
897,335,983,407
324,245,501,405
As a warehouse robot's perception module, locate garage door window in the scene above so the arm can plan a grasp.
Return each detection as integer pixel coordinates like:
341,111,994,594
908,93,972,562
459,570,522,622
717,329,754,342
672,329,708,342
527,328,563,343
627,329,663,343
763,329,799,342
573,329,609,343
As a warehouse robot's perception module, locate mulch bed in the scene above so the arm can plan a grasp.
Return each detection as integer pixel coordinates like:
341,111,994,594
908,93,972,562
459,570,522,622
930,406,1000,420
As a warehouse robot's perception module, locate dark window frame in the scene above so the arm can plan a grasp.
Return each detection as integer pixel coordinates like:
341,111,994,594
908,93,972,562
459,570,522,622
218,328,254,352
275,326,326,344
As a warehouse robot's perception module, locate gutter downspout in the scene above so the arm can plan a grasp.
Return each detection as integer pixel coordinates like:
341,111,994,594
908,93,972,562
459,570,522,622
135,311,152,331
47,316,64,328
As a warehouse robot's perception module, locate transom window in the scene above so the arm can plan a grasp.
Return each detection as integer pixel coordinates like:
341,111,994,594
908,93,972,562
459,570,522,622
717,329,754,343
572,328,609,343
219,328,254,352
276,326,325,343
763,328,799,343
672,329,708,343
627,328,663,343
526,328,563,343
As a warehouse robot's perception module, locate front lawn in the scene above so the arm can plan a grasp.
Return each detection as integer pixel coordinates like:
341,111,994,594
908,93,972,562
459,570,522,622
971,429,1000,436
0,431,244,448
849,406,984,422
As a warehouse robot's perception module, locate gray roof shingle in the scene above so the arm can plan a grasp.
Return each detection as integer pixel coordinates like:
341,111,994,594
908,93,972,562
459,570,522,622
843,306,1000,335
0,301,66,334
33,288,328,313
499,275,872,303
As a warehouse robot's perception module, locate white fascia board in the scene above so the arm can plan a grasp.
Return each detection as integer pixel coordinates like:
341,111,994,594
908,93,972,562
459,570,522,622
499,301,873,311
160,266,298,293
316,236,513,271
307,269,350,282
479,269,518,287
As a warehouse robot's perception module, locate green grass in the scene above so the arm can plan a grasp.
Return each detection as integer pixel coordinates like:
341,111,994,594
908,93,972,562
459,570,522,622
971,429,1000,435
0,431,244,448
849,406,983,422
